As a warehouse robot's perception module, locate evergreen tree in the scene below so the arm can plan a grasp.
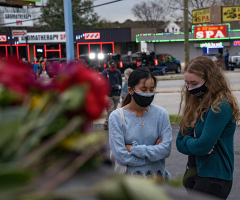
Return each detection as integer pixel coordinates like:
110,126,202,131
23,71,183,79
39,0,99,31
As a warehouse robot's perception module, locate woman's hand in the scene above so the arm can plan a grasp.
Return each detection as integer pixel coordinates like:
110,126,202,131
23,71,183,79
155,137,163,145
125,137,162,153
207,143,217,154
207,145,216,154
207,149,214,154
125,145,133,152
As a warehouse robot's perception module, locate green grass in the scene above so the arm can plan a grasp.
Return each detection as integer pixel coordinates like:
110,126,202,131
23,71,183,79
169,115,182,125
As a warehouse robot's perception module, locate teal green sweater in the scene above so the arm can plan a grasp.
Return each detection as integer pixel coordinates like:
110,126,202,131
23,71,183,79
176,101,236,181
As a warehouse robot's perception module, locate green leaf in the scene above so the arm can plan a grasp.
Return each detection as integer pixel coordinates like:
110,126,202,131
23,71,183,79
97,176,129,200
0,106,26,124
59,85,88,111
60,131,106,152
0,167,32,191
97,176,172,200
123,176,172,200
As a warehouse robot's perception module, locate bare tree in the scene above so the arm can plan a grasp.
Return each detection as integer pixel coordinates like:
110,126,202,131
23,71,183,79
131,0,170,27
171,0,218,22
220,0,240,6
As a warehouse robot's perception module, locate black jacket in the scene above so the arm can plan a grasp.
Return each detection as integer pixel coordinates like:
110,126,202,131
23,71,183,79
102,69,122,97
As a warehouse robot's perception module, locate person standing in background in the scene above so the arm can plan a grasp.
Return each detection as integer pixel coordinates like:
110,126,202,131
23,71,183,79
38,57,43,77
32,62,38,80
223,49,229,70
102,60,122,130
121,68,133,100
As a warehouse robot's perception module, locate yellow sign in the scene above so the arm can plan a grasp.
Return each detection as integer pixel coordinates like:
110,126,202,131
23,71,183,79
192,8,210,24
222,6,240,22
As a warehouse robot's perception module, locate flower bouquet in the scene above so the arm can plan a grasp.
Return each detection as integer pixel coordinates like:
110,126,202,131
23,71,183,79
0,56,109,199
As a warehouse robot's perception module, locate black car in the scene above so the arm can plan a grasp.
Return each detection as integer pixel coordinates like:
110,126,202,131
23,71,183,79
128,51,166,75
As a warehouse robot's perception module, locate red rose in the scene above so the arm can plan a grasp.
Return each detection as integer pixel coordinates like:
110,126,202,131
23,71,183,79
55,61,110,120
0,57,35,95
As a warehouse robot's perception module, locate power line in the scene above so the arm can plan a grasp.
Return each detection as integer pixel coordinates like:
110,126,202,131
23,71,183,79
0,0,123,26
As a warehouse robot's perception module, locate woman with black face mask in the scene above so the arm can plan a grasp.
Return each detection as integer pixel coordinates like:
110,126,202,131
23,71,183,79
109,67,172,179
176,56,240,199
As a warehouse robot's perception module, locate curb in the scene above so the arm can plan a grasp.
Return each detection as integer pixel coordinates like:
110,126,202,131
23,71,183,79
122,76,184,82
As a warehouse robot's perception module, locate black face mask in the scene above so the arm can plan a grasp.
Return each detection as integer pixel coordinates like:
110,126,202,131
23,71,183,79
187,81,208,98
132,89,155,107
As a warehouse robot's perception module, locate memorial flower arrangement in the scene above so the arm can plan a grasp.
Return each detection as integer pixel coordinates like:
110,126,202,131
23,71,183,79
0,56,110,199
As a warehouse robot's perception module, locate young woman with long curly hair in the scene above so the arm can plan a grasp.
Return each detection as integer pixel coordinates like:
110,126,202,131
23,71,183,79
176,56,240,199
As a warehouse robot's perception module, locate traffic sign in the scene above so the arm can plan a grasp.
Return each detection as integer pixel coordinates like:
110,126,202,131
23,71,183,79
12,30,27,37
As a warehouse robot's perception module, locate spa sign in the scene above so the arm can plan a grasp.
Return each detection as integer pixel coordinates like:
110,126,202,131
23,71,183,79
194,25,227,39
222,6,240,22
192,8,210,24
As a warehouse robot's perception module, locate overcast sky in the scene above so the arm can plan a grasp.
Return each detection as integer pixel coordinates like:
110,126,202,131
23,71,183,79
94,0,140,22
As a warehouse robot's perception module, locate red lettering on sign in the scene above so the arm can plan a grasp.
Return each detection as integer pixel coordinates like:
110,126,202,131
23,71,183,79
234,41,240,46
198,16,201,22
194,25,227,39
16,20,22,25
60,34,66,40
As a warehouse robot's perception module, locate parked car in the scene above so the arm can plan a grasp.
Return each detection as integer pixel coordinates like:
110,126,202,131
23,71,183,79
229,52,240,71
45,58,66,78
129,51,166,75
156,53,181,73
119,53,138,72
79,53,125,73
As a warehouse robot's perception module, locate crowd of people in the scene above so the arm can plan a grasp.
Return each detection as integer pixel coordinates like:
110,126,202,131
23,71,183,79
103,55,240,200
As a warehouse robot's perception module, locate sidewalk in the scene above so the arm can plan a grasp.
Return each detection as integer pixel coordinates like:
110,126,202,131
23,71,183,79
155,87,240,93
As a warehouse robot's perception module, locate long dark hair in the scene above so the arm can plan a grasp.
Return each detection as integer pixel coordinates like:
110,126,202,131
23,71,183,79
121,67,157,107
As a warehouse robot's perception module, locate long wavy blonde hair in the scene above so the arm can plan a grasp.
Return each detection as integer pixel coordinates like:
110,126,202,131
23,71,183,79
179,56,240,135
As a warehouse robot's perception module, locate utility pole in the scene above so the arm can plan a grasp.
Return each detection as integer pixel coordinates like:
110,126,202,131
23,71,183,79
184,0,189,66
63,0,74,62
10,27,13,55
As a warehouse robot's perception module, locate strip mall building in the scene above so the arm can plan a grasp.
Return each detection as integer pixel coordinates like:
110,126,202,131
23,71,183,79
0,28,152,63
136,23,240,66
1,24,240,65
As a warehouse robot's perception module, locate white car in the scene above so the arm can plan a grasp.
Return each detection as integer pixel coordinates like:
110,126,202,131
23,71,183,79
229,52,240,71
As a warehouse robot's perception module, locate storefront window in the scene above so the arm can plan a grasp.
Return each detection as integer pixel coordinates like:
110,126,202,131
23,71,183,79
0,46,6,57
44,44,61,59
7,46,17,55
90,44,101,53
35,45,45,62
18,46,27,60
61,44,66,58
78,44,89,56
102,44,113,54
